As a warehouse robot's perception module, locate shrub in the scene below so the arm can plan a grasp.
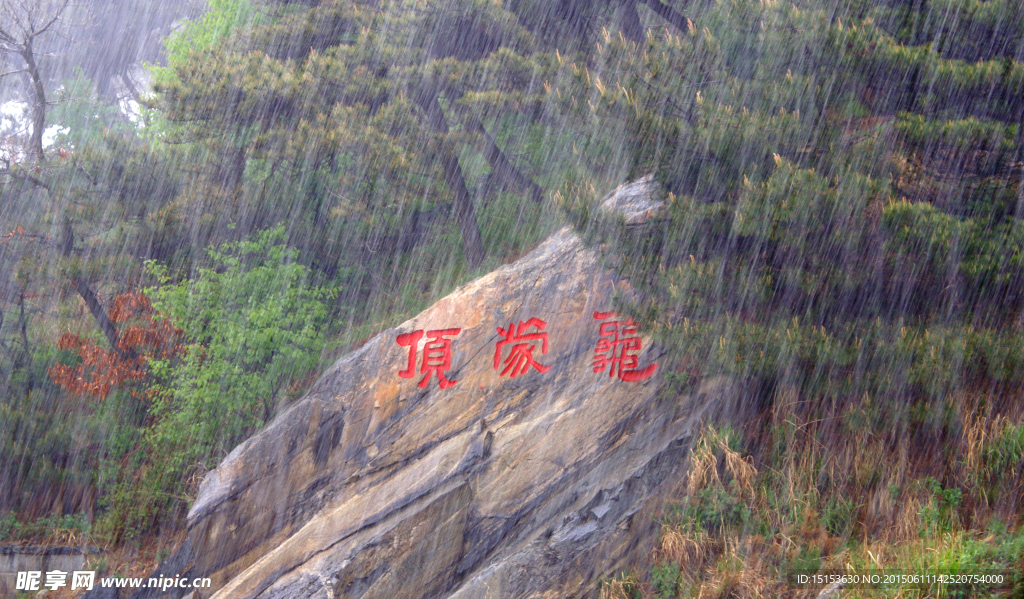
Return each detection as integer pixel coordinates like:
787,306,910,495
97,225,335,541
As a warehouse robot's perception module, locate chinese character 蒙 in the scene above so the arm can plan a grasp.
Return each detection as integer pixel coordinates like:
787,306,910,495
494,318,552,377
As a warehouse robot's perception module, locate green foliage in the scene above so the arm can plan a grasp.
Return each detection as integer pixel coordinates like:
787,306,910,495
832,19,1024,119
650,561,681,598
145,225,334,454
985,424,1024,474
96,226,335,540
867,0,1024,62
159,0,260,79
678,485,752,535
919,477,963,536
557,0,1024,427
895,111,1018,153
820,495,857,538
152,0,560,269
49,70,139,149
558,3,1024,589
0,512,90,542
670,426,753,537
844,528,1024,597
0,512,14,540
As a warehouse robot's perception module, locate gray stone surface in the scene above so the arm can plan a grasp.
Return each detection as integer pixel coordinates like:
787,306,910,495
598,176,665,225
0,545,99,574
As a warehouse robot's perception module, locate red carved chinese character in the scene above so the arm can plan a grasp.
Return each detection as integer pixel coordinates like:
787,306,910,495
396,328,462,388
592,311,658,382
494,318,552,377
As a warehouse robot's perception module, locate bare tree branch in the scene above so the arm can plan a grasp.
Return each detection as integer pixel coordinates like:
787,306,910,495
0,165,50,190
28,0,68,41
0,0,70,161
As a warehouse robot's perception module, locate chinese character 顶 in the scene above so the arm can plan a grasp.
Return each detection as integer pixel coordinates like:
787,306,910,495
396,328,462,388
494,318,552,377
45,570,68,591
71,570,96,591
16,571,41,591
592,311,658,382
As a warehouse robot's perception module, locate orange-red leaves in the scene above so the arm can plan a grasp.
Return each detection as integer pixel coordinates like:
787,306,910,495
49,291,185,400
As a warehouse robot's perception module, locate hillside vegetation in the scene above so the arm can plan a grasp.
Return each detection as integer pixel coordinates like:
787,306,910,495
570,0,1024,595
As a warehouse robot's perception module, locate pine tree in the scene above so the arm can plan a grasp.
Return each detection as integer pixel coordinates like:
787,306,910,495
562,0,1024,403
156,0,561,269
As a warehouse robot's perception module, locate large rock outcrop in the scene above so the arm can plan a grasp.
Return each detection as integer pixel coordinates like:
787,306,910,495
155,179,757,599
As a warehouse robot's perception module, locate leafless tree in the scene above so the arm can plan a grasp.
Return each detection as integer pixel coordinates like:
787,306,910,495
0,0,70,162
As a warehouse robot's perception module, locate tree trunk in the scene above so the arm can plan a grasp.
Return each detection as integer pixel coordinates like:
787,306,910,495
70,278,129,357
60,220,132,359
20,41,47,163
438,142,486,268
639,0,694,35
465,117,544,205
18,294,34,391
415,91,486,268
618,0,646,43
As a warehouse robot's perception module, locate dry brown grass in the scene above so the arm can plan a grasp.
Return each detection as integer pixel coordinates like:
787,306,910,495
687,425,757,501
619,385,1024,599
687,538,773,599
598,573,642,599
658,525,713,566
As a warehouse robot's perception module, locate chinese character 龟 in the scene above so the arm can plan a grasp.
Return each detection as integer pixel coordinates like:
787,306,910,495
592,311,658,382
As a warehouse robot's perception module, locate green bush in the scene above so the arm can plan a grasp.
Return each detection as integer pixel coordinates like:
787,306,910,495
144,225,335,462
0,512,90,543
97,226,336,540
920,478,963,536
678,485,751,535
650,561,681,598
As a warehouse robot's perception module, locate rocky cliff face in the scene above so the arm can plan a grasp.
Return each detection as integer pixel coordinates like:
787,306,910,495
141,179,758,599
